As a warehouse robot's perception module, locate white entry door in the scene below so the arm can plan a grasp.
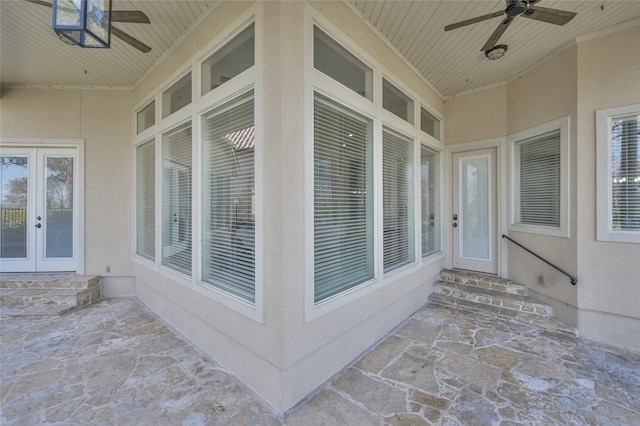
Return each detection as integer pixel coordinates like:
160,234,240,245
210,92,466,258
1,147,79,272
452,148,497,274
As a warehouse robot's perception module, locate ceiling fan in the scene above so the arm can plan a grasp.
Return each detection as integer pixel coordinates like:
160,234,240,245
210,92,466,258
444,0,577,52
24,0,152,53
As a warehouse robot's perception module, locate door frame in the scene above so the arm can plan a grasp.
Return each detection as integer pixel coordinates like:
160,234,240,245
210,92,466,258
0,138,85,274
446,137,507,277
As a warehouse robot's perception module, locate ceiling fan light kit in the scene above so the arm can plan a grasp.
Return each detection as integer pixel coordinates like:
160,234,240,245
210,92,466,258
52,0,112,48
485,44,508,60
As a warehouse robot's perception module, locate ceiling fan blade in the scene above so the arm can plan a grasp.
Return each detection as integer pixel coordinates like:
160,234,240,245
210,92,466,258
111,11,150,24
481,16,514,51
444,10,504,31
111,26,151,53
23,0,53,7
522,6,576,26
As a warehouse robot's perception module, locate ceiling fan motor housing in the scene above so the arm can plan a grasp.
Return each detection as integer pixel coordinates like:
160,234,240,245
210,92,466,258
506,1,529,17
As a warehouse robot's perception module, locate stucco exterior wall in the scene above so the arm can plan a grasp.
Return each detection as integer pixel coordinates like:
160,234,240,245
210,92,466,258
575,26,640,350
127,0,446,412
504,46,579,326
444,85,508,144
0,88,134,293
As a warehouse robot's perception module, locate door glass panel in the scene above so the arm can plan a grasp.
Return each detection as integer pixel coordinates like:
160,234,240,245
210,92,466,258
461,156,490,260
45,156,74,258
1,155,28,258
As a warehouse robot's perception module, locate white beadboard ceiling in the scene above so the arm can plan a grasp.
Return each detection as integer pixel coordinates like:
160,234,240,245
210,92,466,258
1,0,639,97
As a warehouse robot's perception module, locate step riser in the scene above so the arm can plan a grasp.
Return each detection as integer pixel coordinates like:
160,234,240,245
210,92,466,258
0,275,99,290
440,269,527,296
0,287,100,308
433,283,552,317
0,275,101,317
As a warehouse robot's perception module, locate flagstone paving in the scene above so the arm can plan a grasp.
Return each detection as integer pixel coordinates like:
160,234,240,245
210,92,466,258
1,297,639,425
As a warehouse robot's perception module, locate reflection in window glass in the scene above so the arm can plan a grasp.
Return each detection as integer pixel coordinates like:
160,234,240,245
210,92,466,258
161,124,192,276
136,140,155,261
0,155,28,258
202,24,255,96
137,101,155,134
314,93,374,302
162,73,192,119
201,91,256,303
421,146,440,257
383,128,414,273
421,107,441,140
314,26,373,101
383,79,414,124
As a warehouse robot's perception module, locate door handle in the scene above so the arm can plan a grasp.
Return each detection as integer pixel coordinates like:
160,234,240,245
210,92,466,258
35,223,42,228
453,223,458,228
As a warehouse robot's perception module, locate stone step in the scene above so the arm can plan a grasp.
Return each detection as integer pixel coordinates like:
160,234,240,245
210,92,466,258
440,268,527,296
0,274,101,317
0,274,99,290
433,280,553,317
428,293,578,338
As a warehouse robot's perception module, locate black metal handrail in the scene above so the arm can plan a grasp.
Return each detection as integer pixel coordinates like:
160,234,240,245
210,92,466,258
502,234,577,286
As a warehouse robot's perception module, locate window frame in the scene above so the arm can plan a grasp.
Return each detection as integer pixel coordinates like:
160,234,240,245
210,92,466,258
507,116,570,238
305,11,444,321
596,104,640,243
131,10,263,323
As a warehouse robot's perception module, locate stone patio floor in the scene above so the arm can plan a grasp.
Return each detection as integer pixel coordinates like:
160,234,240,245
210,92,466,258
1,298,639,425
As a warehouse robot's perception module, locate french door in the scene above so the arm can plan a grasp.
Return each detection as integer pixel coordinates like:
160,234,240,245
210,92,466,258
452,148,498,274
1,147,79,272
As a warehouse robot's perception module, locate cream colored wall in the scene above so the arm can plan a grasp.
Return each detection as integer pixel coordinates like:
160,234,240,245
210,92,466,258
0,88,134,291
575,26,640,350
128,0,446,412
444,85,508,144
504,47,579,325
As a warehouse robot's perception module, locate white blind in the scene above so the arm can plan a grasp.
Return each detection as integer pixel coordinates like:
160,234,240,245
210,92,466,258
383,128,414,273
161,124,192,276
202,92,255,303
421,145,440,257
314,94,373,303
516,130,561,227
612,114,640,231
136,140,155,260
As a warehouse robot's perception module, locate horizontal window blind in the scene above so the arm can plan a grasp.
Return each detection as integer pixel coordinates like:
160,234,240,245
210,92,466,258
611,114,640,231
314,94,374,303
202,91,255,303
515,130,561,227
136,140,155,261
421,145,440,257
383,127,414,273
161,124,192,276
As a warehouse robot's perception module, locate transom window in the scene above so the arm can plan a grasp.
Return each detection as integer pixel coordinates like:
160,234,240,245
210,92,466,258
383,79,414,125
313,26,373,101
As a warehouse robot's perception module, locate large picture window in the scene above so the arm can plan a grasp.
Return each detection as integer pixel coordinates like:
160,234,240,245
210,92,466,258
383,128,414,273
597,105,640,243
161,124,192,276
136,140,155,261
314,94,374,303
201,91,256,303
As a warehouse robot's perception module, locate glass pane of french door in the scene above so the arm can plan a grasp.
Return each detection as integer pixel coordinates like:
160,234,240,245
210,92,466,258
1,155,29,259
0,147,78,272
44,156,74,259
